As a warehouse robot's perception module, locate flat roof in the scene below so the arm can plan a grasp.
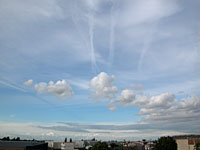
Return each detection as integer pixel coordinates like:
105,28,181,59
0,141,45,148
173,135,200,139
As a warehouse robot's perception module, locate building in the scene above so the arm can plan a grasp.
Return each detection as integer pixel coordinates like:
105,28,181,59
83,140,98,147
45,140,54,149
173,135,200,150
0,141,48,150
141,141,154,150
61,142,75,150
46,141,83,150
74,141,84,149
52,142,62,150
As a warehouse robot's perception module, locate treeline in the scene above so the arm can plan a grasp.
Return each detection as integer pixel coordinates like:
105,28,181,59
91,142,138,150
0,137,37,141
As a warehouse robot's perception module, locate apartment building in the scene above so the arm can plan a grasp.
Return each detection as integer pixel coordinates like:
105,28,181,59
173,135,200,150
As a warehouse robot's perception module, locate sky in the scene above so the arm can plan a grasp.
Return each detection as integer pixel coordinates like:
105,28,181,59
0,0,200,141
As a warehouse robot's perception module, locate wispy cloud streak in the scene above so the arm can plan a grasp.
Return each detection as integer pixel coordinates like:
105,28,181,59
88,13,98,73
70,1,91,59
0,78,55,106
108,0,116,69
0,78,26,92
137,25,157,71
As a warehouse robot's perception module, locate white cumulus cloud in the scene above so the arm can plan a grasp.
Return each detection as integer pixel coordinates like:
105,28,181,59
129,93,200,127
131,93,177,115
108,106,117,111
46,132,55,136
143,93,176,109
117,89,136,105
90,72,118,100
24,79,33,86
34,80,73,99
35,82,47,94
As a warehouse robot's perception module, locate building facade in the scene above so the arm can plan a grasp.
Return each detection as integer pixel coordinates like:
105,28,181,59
173,135,200,150
0,141,48,150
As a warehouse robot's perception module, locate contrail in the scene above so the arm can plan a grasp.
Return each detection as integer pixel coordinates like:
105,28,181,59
70,1,90,57
69,1,98,74
86,0,98,74
137,24,157,71
137,38,151,71
0,78,80,115
89,13,98,74
108,0,115,70
0,80,26,92
0,77,54,106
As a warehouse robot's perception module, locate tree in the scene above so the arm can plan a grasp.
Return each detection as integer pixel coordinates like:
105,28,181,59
70,138,72,142
194,143,200,150
91,142,108,150
110,143,118,149
2,137,10,141
16,137,20,141
155,136,177,150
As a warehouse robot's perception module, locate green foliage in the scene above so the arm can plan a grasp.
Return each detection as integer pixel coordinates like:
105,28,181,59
91,142,138,150
110,144,123,150
16,137,20,141
0,136,20,141
91,142,108,150
1,137,10,141
123,146,138,150
194,143,200,150
155,136,177,150
110,143,118,149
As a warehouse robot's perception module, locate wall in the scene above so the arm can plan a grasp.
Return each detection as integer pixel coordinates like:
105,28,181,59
176,139,189,150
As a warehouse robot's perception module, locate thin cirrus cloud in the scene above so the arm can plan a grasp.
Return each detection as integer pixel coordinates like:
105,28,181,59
132,84,144,90
34,80,73,99
119,0,181,27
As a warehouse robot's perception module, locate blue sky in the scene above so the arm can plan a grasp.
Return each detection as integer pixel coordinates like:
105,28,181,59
0,0,200,140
